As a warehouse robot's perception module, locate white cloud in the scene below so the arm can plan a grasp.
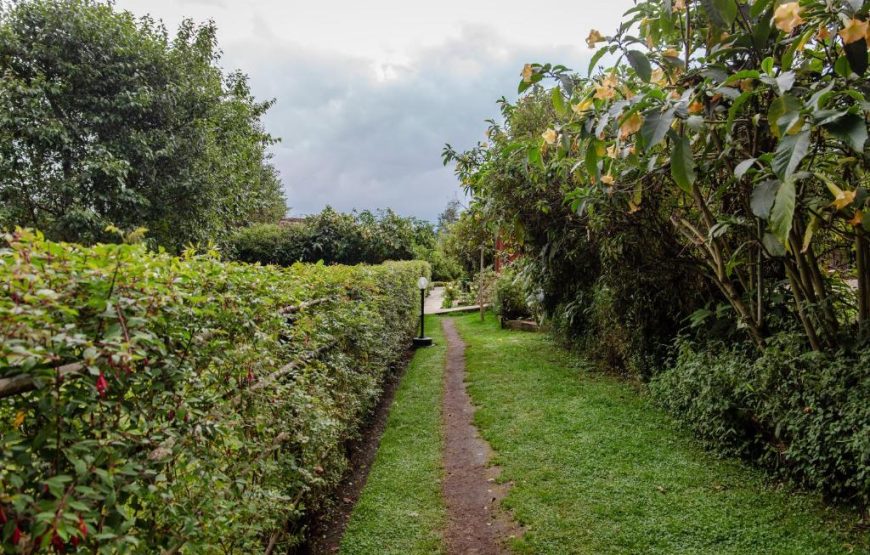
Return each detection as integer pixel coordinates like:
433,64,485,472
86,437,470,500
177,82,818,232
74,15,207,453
114,0,633,220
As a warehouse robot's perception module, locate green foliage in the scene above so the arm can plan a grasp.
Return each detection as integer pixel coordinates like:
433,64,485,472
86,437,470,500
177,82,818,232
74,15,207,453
445,0,870,507
0,229,428,552
0,0,286,250
493,268,531,321
229,207,435,267
652,336,870,508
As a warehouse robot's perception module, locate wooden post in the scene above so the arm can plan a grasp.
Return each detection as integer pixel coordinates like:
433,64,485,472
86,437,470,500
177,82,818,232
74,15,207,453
479,245,485,322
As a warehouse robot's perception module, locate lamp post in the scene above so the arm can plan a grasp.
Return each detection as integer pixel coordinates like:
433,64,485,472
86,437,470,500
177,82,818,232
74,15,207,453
413,276,433,347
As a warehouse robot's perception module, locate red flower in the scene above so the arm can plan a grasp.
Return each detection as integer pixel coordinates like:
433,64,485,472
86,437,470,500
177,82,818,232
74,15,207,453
96,371,108,398
11,526,21,545
51,531,63,551
246,368,256,384
78,515,88,538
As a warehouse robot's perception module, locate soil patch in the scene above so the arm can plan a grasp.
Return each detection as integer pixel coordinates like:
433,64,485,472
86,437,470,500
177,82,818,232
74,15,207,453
440,318,522,555
305,350,413,554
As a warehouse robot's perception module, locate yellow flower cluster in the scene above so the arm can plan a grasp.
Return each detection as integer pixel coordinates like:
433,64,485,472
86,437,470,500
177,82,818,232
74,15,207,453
773,2,804,34
594,72,619,100
586,29,605,49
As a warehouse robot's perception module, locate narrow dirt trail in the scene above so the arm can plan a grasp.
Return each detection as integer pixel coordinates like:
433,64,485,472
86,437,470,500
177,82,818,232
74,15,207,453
440,318,521,555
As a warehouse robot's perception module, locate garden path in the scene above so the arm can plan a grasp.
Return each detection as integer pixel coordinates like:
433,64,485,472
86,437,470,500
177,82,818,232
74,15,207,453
440,318,521,554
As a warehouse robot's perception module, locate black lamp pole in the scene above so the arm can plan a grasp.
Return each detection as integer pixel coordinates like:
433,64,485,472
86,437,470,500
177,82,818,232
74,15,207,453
413,277,433,347
419,287,425,339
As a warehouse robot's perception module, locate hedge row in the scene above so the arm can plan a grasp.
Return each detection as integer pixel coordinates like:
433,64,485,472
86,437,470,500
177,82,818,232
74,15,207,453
0,229,429,553
651,336,870,509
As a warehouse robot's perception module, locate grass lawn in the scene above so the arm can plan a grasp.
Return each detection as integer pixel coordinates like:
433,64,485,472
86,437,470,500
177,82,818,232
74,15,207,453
454,313,868,555
340,315,447,554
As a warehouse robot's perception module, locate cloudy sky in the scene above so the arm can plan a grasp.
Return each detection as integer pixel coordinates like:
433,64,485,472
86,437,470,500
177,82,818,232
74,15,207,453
115,0,632,221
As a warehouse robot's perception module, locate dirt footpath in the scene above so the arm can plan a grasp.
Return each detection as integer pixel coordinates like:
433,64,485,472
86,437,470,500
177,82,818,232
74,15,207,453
440,318,521,555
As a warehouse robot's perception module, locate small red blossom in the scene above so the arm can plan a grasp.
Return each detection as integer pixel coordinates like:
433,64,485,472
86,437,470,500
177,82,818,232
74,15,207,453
78,515,88,538
246,368,256,384
51,531,64,551
96,371,108,398
11,525,21,545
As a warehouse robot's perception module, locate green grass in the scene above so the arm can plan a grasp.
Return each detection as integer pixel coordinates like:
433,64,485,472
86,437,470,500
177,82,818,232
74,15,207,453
340,316,446,554
453,313,868,555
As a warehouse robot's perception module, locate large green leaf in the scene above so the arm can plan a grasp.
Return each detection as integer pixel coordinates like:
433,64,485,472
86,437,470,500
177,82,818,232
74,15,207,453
769,177,796,248
671,135,695,193
585,141,600,180
640,107,675,148
750,179,779,219
702,0,737,28
528,144,545,171
626,50,652,83
844,38,868,76
588,46,610,76
767,94,802,138
771,130,810,180
551,87,568,117
823,113,868,153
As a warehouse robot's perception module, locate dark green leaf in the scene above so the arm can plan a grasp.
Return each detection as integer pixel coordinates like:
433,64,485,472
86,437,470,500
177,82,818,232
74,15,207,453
769,177,796,247
767,94,802,138
528,145,544,171
763,231,787,257
844,38,868,76
772,130,810,180
751,179,779,219
551,87,568,117
702,0,737,28
823,112,868,153
626,50,652,83
671,135,695,193
588,46,609,76
640,107,676,148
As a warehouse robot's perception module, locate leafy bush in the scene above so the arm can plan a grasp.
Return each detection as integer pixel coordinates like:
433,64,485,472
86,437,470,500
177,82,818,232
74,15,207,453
228,207,435,267
228,222,306,266
493,269,532,321
0,229,429,552
441,282,458,309
651,336,870,509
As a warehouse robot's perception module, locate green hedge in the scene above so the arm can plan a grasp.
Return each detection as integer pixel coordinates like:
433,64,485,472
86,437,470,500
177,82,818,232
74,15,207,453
0,229,429,552
651,336,870,509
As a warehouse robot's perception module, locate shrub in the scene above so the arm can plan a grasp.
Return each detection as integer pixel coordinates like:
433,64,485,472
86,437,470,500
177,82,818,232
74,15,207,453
227,207,435,267
493,269,531,321
228,222,306,266
651,336,870,509
0,229,429,552
441,282,458,309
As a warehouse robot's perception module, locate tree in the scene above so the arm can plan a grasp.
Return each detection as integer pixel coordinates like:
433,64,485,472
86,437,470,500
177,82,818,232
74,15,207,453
437,198,463,233
0,0,286,249
449,0,870,354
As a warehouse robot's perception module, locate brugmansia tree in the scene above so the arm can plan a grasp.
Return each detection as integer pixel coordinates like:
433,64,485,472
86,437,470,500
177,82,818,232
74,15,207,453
454,0,869,353
0,0,286,249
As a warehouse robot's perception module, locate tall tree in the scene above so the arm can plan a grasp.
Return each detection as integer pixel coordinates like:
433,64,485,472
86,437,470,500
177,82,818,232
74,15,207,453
0,0,286,249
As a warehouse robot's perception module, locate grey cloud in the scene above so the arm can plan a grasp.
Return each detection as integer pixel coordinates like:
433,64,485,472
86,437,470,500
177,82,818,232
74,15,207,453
222,26,590,221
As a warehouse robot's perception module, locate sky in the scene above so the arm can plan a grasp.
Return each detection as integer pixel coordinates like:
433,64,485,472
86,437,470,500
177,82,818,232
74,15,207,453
115,0,633,222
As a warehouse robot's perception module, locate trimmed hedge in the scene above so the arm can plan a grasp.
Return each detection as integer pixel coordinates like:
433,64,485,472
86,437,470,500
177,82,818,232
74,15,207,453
0,229,429,552
651,336,870,509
